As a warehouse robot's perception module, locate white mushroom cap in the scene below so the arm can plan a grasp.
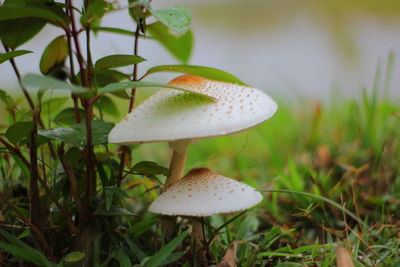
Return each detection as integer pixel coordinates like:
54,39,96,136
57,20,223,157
108,75,277,144
149,168,263,217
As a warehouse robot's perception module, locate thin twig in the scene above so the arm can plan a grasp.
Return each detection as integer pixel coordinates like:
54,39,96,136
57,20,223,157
29,110,42,231
116,23,141,187
128,23,141,112
64,4,81,123
66,0,86,86
83,18,96,212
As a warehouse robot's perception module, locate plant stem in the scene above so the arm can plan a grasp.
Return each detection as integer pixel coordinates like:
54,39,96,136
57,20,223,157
64,5,81,123
67,0,86,86
84,102,96,202
85,25,93,89
116,23,141,187
29,110,42,232
83,9,96,200
128,23,141,112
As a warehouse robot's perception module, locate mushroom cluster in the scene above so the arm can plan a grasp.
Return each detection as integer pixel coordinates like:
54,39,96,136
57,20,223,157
109,74,277,242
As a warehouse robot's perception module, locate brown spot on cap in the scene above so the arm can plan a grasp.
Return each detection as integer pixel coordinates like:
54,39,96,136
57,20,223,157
168,75,206,87
185,167,213,177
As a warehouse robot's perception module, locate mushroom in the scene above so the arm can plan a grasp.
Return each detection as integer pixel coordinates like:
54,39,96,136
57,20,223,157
108,75,277,190
149,167,262,247
149,167,262,216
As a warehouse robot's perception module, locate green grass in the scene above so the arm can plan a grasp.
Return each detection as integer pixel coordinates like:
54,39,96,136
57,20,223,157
1,83,399,266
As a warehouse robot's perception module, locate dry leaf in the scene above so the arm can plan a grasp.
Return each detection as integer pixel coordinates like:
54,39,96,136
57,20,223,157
336,245,355,267
216,241,239,267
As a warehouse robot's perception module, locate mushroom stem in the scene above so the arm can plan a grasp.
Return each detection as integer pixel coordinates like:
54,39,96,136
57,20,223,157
164,139,192,191
191,218,210,265
191,218,205,248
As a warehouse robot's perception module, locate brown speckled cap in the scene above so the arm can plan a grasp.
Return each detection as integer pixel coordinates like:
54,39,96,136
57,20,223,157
108,75,277,144
148,168,263,216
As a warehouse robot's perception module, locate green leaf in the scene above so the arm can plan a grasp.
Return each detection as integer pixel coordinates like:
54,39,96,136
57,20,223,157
95,69,128,87
95,95,119,117
145,65,246,86
126,239,147,262
66,147,83,166
38,127,80,147
80,0,108,26
38,120,113,148
0,18,46,49
0,0,51,49
90,120,114,145
22,74,89,94
104,186,129,210
236,216,259,241
17,229,30,240
142,231,187,267
91,26,135,36
128,0,148,33
131,161,170,177
148,22,192,64
150,6,191,35
274,263,304,267
94,69,130,98
111,90,131,99
95,206,135,216
0,229,51,267
0,89,15,108
6,121,34,145
158,251,187,266
54,108,85,125
0,6,67,26
131,212,159,238
41,97,69,117
98,81,216,101
0,50,33,64
95,55,146,70
64,251,86,263
0,242,51,267
112,250,132,267
40,36,68,74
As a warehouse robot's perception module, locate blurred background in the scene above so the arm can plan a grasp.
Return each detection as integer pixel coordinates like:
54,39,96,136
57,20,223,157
1,0,400,101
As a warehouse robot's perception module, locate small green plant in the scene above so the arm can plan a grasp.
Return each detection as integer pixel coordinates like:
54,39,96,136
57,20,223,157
0,0,269,265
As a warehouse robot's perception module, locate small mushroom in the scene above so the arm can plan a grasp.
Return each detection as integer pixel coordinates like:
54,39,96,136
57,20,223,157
149,167,262,216
109,75,277,189
149,167,262,247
